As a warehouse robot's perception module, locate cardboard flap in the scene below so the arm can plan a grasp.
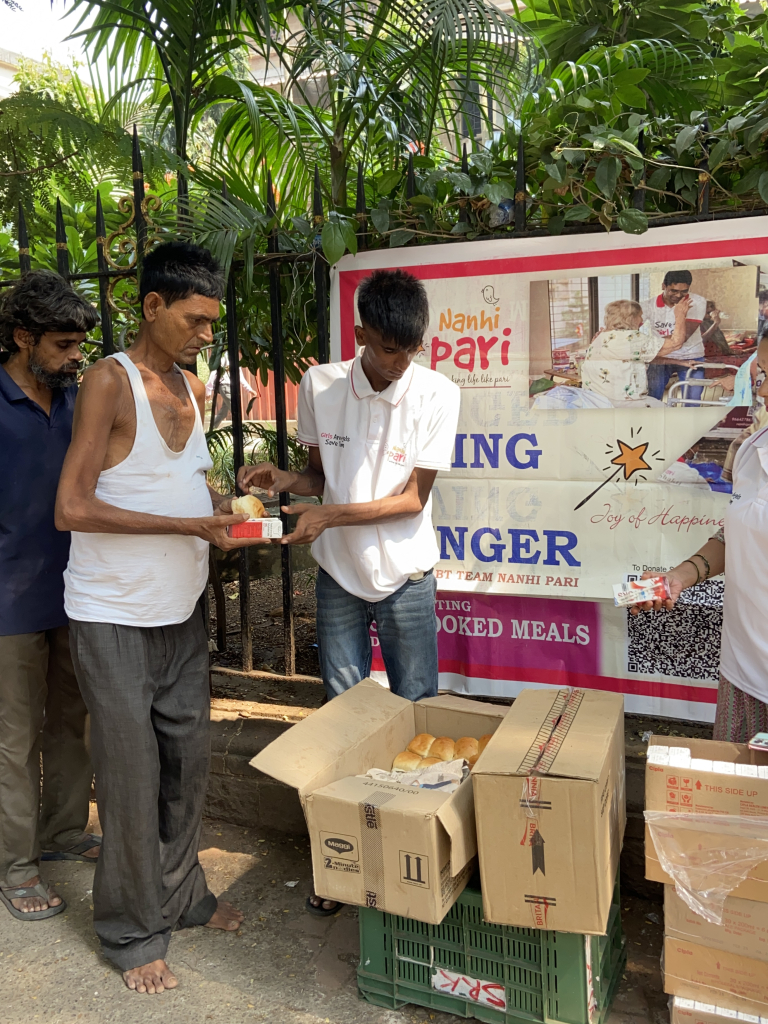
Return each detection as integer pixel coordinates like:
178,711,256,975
435,778,477,875
250,678,410,794
415,694,507,740
474,688,622,782
548,690,623,781
473,688,564,776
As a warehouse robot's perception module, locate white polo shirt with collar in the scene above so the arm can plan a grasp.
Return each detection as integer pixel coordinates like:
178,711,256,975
297,353,461,602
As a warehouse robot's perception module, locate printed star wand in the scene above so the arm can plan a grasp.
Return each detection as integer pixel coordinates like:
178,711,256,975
573,440,651,511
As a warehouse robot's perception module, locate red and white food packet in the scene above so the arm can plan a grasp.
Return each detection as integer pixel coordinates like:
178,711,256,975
227,518,283,540
613,576,671,607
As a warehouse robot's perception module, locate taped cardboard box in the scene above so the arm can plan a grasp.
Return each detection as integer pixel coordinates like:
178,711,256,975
664,937,768,1015
473,687,625,935
665,886,768,963
671,995,768,1024
250,678,506,924
645,738,768,903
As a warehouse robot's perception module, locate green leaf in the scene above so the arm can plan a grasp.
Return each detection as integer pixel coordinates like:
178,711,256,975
759,172,768,206
732,165,763,195
291,217,312,237
370,207,390,234
615,84,646,109
450,222,472,235
321,222,347,265
470,152,493,175
617,209,648,235
562,148,585,165
339,218,358,256
389,229,415,247
547,215,565,235
484,183,513,205
408,194,433,206
594,157,621,198
613,68,651,87
376,170,402,194
675,125,699,157
543,159,565,183
648,167,672,191
564,204,592,222
707,140,730,171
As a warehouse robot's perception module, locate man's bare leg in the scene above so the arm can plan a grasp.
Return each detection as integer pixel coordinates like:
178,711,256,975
7,875,62,913
205,900,244,931
122,960,178,994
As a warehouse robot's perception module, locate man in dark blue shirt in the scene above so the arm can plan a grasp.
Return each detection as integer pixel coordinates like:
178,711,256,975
0,271,101,921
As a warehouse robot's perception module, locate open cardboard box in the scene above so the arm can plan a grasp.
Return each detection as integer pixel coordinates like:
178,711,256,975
473,687,625,935
645,737,768,902
251,678,506,923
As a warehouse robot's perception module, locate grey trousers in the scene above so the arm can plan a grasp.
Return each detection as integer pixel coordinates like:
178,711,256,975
0,626,93,886
70,611,216,971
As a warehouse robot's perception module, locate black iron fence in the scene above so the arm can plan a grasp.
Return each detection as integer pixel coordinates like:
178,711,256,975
1,128,338,681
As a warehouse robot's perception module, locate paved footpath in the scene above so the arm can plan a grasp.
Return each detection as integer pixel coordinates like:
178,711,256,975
0,810,667,1024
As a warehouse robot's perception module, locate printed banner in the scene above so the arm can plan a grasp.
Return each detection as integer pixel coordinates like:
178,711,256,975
335,218,767,720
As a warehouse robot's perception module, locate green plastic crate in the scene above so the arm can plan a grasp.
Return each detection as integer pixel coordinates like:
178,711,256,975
357,876,626,1024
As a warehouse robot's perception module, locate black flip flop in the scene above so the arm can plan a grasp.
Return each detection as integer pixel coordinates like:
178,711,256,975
305,893,344,917
42,834,101,863
0,883,67,921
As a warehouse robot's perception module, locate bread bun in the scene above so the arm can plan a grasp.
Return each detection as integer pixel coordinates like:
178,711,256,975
455,737,479,764
392,750,423,772
419,756,442,767
407,733,435,758
231,494,266,519
429,736,455,762
477,734,493,756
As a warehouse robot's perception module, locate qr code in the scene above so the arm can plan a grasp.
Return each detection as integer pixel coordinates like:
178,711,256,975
626,579,724,680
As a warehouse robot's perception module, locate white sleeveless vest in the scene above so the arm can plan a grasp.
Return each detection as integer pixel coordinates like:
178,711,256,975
64,353,213,627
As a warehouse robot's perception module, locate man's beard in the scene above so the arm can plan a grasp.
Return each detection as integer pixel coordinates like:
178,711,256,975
28,350,79,389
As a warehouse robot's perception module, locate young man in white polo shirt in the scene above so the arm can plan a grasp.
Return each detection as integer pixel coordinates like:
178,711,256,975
240,269,460,705
642,269,706,402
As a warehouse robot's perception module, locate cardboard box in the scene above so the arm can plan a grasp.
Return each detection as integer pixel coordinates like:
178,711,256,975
664,937,768,1015
665,886,768,963
671,995,768,1024
473,687,625,935
645,738,768,903
250,678,506,924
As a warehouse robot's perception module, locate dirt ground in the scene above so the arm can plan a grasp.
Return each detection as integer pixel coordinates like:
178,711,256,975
0,807,666,1024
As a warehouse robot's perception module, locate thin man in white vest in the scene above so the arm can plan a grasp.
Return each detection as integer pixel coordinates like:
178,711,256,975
56,243,266,995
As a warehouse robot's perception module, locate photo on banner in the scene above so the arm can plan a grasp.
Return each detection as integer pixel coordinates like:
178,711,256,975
332,218,768,721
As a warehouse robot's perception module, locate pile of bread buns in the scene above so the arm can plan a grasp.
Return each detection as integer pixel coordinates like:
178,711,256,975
392,732,492,772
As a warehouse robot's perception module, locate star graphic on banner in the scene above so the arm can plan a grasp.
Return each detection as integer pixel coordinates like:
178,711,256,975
574,428,664,510
610,440,651,481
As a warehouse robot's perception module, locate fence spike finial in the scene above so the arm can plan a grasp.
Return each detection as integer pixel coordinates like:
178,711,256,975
313,165,323,226
131,124,147,265
17,202,31,274
55,198,68,279
95,190,114,355
461,142,469,175
355,161,367,252
633,130,647,212
514,133,526,232
406,152,416,199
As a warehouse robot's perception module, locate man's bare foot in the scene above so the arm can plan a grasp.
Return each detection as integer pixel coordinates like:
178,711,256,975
122,960,178,994
7,876,62,914
308,893,342,913
205,900,244,931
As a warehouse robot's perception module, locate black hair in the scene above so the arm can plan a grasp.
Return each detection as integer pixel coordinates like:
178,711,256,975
356,269,429,350
139,241,225,318
662,270,693,288
759,289,768,304
0,270,99,353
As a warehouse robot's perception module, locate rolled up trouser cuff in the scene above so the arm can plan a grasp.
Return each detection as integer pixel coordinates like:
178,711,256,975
178,892,217,929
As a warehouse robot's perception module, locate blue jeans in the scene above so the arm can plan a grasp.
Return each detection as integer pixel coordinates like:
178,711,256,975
315,568,439,702
647,362,704,403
